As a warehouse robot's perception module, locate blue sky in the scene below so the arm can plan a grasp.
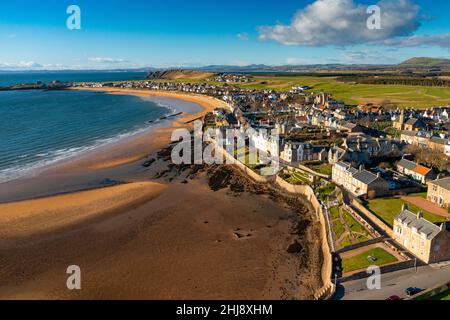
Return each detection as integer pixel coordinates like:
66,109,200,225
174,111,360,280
0,0,449,69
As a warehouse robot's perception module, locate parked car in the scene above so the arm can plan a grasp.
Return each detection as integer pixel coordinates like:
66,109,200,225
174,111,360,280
386,295,402,301
405,287,423,297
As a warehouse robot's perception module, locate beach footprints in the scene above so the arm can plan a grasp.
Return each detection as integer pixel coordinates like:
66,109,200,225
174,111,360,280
232,228,254,240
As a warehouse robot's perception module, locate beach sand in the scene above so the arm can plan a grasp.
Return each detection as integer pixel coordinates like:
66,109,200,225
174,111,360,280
0,88,323,300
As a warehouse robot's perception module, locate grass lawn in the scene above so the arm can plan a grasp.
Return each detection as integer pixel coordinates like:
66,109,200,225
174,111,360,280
342,209,371,243
342,248,398,273
331,207,371,249
284,171,310,185
367,197,446,228
304,162,332,176
317,183,336,201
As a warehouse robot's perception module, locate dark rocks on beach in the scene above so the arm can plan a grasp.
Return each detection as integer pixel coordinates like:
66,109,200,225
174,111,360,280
208,166,234,191
142,158,156,168
287,241,304,254
292,219,311,236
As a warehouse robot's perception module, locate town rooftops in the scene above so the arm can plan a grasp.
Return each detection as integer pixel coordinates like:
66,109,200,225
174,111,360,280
396,209,442,240
398,159,432,176
335,161,380,184
406,118,420,126
398,159,417,171
353,170,380,185
428,177,450,190
430,136,448,145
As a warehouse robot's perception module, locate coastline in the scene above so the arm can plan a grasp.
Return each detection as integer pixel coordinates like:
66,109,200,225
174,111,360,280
0,87,228,201
0,88,323,300
58,87,229,172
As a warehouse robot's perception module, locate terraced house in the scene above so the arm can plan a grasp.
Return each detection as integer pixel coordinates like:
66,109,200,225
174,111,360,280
394,207,450,264
427,177,450,208
332,161,389,198
397,158,435,184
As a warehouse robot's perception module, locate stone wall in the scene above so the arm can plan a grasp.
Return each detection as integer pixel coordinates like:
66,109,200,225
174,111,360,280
351,199,394,238
213,140,335,299
274,176,335,300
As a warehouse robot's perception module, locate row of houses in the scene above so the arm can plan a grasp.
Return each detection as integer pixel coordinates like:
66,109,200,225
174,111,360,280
401,130,450,154
332,161,389,198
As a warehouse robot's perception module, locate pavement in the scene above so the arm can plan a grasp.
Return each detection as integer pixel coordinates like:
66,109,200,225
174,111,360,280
335,265,450,300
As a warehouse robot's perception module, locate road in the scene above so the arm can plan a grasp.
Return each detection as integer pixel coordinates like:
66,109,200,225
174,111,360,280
335,265,450,300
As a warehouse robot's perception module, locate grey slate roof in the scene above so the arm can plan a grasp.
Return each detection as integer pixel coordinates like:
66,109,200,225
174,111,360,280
406,118,419,126
396,210,442,240
429,177,450,190
398,159,417,171
353,170,379,185
430,137,448,145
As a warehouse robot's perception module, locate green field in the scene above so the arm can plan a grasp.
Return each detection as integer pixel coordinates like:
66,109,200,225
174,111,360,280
342,248,398,273
159,74,450,109
367,197,447,228
240,76,450,109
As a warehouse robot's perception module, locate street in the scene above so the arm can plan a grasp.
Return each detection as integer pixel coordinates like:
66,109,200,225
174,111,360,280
335,265,450,300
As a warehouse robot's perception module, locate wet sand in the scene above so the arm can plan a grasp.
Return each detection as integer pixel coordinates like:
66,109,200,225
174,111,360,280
0,88,323,300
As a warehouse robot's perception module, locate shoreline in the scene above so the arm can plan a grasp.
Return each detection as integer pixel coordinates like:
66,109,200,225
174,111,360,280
0,88,323,300
0,88,228,192
47,87,229,173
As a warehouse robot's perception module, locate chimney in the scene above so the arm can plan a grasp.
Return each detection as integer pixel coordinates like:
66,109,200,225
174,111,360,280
377,172,381,178
402,203,409,212
441,223,446,231
359,164,364,172
417,211,424,219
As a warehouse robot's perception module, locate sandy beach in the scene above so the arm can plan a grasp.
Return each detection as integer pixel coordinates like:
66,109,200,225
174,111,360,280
0,88,323,300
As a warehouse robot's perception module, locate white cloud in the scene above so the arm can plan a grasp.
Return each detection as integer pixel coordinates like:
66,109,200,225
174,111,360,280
0,61,43,70
258,0,421,46
237,33,249,41
88,57,129,64
383,33,450,48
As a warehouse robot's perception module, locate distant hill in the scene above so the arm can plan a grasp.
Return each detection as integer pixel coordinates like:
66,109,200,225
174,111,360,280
399,57,450,68
146,69,214,80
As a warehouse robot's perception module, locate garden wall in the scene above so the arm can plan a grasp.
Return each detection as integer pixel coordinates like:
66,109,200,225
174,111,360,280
351,199,394,238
